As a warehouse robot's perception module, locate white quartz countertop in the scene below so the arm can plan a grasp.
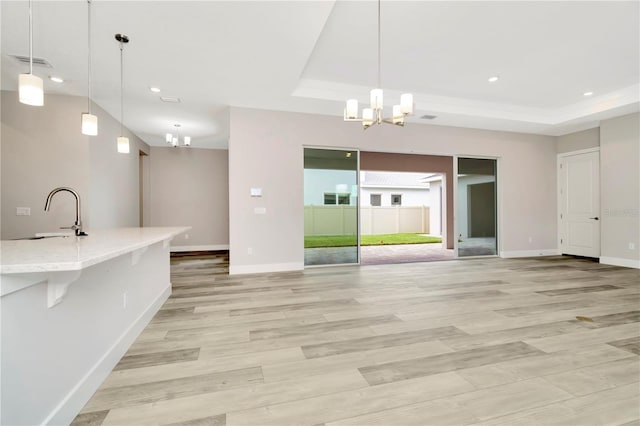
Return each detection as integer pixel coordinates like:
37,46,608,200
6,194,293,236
0,227,190,274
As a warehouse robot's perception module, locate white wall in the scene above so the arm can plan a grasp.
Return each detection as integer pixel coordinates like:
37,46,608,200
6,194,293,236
147,147,229,250
1,91,148,240
229,107,558,274
599,113,640,268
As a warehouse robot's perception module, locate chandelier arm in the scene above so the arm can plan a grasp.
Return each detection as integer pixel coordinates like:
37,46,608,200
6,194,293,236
381,119,405,126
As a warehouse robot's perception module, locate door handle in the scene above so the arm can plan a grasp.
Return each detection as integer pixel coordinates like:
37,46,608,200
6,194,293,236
589,217,599,220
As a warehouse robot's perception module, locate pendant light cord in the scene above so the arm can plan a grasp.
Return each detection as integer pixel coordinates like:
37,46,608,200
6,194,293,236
377,0,381,89
28,0,33,75
119,41,124,136
87,0,92,113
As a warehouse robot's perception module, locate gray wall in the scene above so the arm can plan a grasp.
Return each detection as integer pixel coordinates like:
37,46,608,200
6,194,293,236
556,127,600,153
600,112,640,266
147,147,229,249
229,107,558,274
1,91,148,239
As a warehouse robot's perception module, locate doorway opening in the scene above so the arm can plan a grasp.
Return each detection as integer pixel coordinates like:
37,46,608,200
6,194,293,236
456,157,498,257
358,151,454,265
359,170,452,265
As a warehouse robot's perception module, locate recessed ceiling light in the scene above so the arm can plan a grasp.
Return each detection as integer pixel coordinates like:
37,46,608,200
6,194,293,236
488,76,499,83
160,96,181,103
149,87,161,93
583,91,593,97
49,76,64,83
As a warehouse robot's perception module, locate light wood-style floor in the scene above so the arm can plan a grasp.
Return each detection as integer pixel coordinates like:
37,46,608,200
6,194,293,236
73,253,640,426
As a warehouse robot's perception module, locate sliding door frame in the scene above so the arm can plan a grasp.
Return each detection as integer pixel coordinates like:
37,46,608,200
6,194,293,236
453,155,502,258
303,146,361,268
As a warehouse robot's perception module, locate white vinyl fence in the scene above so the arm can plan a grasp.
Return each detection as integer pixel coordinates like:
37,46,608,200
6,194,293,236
304,205,430,236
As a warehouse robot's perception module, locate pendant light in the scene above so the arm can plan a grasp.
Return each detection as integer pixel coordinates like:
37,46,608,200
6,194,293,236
115,33,130,154
81,0,98,135
18,0,44,106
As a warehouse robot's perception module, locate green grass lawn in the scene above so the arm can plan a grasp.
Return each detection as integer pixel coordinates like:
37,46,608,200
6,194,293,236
304,233,442,248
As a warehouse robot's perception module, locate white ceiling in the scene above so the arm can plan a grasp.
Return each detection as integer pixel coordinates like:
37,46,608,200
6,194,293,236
2,1,639,149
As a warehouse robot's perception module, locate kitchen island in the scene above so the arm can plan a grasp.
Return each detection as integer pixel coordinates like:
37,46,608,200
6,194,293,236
0,227,189,425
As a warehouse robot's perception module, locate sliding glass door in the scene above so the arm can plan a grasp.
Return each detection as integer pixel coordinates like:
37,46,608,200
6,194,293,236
304,148,359,266
457,157,497,257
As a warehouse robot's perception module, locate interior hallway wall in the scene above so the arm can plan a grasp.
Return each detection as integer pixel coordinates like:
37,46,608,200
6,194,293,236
228,107,558,274
147,147,229,250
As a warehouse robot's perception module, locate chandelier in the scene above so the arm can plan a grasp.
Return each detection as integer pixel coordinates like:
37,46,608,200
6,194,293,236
343,0,413,129
166,124,191,147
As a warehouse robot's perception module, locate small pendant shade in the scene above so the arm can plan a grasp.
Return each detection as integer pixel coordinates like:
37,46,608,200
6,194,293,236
117,136,130,154
81,113,98,136
19,73,44,106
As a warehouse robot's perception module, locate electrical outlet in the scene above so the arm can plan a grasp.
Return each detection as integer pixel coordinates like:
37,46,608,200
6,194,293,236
16,207,30,216
629,243,636,250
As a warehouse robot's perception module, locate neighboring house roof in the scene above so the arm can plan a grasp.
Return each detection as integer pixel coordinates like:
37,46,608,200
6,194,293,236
361,171,432,189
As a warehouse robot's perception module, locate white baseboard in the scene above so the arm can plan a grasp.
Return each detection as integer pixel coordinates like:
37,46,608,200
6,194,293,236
500,249,561,258
171,244,229,252
599,256,640,269
46,284,171,425
230,262,304,275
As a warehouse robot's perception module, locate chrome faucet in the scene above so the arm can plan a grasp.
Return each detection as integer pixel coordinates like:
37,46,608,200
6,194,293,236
44,187,87,236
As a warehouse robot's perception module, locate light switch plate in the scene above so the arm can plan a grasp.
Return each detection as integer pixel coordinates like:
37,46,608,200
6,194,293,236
254,207,266,215
250,188,262,197
16,207,31,216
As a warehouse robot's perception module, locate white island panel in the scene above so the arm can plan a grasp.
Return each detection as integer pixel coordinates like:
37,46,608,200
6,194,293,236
0,227,188,425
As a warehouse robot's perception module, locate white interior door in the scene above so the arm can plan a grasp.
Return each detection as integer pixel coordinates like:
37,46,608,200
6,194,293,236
559,151,600,258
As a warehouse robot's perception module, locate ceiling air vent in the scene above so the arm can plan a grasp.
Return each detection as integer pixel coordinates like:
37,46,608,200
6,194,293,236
420,114,437,120
160,96,181,103
11,55,53,68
